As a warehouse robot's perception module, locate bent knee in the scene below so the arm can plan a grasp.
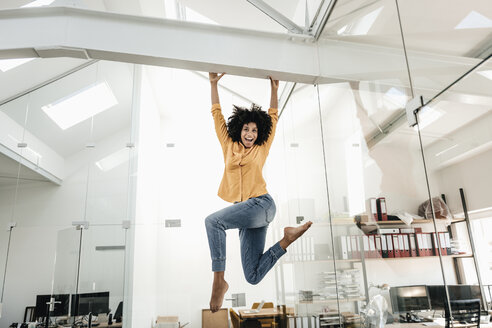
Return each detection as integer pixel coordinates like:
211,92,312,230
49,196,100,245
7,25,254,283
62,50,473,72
205,214,223,229
204,215,215,227
245,274,261,285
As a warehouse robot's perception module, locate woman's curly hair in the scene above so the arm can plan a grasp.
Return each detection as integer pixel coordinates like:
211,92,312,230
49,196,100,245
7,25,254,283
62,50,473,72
227,104,272,146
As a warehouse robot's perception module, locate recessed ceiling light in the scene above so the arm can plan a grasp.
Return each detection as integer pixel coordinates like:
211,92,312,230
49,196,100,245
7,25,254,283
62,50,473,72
477,70,492,80
0,58,36,72
22,0,55,7
455,10,492,29
42,81,118,130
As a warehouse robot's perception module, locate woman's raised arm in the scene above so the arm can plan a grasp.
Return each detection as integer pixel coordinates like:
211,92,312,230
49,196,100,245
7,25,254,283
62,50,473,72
269,76,279,109
209,72,225,105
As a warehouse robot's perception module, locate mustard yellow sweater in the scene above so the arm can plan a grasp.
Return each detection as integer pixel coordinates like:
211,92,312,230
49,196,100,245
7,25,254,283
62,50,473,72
211,103,278,203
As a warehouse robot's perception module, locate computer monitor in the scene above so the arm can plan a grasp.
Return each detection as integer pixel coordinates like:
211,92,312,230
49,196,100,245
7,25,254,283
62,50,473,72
71,292,110,316
34,294,70,318
390,286,431,314
428,285,482,310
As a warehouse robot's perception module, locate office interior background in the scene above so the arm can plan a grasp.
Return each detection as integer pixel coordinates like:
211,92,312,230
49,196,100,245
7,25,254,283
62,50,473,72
0,0,491,327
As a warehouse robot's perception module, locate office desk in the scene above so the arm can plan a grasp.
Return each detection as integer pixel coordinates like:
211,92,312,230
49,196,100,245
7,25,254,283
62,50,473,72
92,323,123,328
67,323,122,328
386,322,492,328
239,308,279,319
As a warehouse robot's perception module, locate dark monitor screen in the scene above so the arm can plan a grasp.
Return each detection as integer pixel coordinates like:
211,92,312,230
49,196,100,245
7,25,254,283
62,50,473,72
428,285,482,310
71,292,110,315
390,286,431,313
34,294,70,318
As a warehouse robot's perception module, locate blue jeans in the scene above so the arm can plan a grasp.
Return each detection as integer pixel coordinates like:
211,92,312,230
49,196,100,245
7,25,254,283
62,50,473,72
205,193,286,285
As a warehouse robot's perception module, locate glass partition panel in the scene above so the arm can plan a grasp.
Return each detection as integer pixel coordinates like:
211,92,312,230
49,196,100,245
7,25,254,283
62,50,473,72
0,223,78,326
50,227,82,324
0,214,12,319
84,61,135,225
270,83,342,323
316,79,452,326
418,57,492,315
317,0,455,325
398,0,492,101
76,224,126,324
0,154,26,317
0,58,137,327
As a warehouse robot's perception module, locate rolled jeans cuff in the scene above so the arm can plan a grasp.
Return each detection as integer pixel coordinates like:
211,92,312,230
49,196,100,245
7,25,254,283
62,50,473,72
270,242,286,261
212,258,226,272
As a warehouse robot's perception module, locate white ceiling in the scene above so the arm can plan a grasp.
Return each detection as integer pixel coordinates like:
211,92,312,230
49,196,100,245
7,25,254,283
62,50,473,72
0,0,490,185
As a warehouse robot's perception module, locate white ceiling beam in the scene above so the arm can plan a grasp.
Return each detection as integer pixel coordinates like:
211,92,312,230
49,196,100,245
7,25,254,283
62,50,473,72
0,7,485,87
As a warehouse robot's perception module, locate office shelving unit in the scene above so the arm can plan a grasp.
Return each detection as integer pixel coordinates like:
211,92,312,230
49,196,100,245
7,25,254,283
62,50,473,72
275,216,370,323
275,188,488,328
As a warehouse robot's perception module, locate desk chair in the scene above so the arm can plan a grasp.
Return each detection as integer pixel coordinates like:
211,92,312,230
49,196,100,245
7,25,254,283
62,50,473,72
445,299,481,328
274,305,287,328
251,302,275,328
252,302,274,309
230,308,262,328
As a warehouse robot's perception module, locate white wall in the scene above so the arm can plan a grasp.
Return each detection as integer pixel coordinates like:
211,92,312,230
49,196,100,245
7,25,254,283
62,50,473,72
132,67,278,328
130,65,159,328
433,149,492,215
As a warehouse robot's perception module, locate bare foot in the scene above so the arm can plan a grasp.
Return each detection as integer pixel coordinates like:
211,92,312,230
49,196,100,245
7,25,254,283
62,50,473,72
210,276,229,313
279,221,313,250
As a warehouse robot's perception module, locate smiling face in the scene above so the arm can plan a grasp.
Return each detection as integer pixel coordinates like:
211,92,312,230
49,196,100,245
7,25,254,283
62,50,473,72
240,122,258,148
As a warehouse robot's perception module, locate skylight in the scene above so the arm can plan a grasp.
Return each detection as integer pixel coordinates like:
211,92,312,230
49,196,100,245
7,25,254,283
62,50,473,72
338,6,384,36
384,87,407,108
414,106,443,131
42,82,118,130
95,148,129,172
455,11,492,29
22,0,55,7
477,70,492,80
186,7,218,25
0,58,36,72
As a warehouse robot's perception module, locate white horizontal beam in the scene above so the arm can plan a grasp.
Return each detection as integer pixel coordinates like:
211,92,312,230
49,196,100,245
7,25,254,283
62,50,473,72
0,6,485,89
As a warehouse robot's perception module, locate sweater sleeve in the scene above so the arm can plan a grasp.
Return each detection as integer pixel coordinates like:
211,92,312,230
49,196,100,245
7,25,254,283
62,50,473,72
211,103,231,152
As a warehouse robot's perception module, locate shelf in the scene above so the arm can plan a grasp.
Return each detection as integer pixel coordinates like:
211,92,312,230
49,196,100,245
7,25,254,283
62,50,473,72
313,218,358,226
360,219,432,225
283,259,362,264
313,218,465,227
299,297,367,304
283,254,472,264
362,254,473,260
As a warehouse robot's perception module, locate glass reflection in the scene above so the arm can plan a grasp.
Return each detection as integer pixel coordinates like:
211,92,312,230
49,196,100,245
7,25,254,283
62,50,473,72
418,57,492,318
